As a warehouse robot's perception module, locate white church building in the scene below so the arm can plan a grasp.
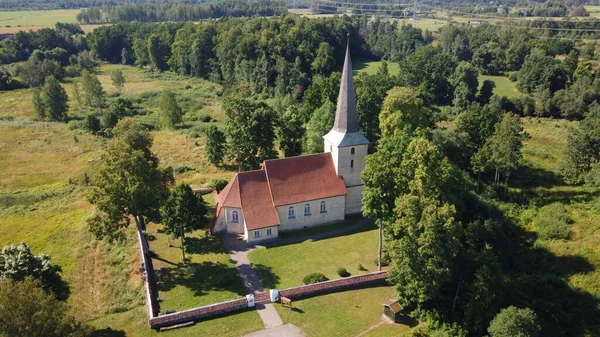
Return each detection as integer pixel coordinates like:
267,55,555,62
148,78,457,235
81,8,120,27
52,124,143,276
210,41,369,244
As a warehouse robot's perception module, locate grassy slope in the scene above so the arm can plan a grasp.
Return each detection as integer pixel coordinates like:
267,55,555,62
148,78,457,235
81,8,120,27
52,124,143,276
353,60,400,76
0,9,79,26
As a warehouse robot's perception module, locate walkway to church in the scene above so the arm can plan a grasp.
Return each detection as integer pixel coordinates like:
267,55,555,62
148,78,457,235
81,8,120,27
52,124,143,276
222,217,371,330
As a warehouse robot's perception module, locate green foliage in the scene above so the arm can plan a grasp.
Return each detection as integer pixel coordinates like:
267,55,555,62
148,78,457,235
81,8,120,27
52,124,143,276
379,86,432,138
311,42,335,76
34,75,68,122
205,125,226,166
303,272,329,285
336,267,350,277
398,45,457,105
0,278,90,337
208,178,229,193
80,69,105,110
161,183,209,240
450,62,479,109
147,33,171,72
110,68,125,92
159,90,183,129
355,70,395,146
477,80,495,105
87,119,173,241
223,95,277,170
488,306,540,337
305,100,335,154
0,243,70,301
277,104,305,157
560,106,600,183
517,51,567,94
82,115,100,134
534,203,570,240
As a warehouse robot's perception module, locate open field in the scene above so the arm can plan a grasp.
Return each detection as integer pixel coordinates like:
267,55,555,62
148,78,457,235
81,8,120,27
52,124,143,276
353,59,400,76
479,74,521,98
0,9,79,26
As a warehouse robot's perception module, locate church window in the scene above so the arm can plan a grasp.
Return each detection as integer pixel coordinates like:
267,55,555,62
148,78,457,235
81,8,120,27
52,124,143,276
320,201,327,213
351,147,355,155
266,228,273,236
350,159,354,168
254,230,260,238
288,206,296,219
304,203,311,216
232,211,239,223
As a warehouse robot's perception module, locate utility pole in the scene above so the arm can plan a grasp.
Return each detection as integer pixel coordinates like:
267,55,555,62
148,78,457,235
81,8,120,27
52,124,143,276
180,224,186,262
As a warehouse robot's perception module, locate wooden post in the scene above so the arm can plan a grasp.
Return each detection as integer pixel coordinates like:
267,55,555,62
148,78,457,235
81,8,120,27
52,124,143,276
180,224,186,262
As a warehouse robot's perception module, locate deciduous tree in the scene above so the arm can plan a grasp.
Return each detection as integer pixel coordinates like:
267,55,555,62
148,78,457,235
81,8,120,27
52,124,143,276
379,86,432,138
205,125,226,166
159,90,183,129
111,68,125,93
488,306,540,337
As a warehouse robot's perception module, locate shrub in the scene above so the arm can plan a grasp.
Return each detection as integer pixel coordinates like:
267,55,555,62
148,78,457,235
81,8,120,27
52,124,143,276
303,272,328,285
208,178,229,193
488,306,540,337
337,268,350,277
172,165,196,174
534,202,571,240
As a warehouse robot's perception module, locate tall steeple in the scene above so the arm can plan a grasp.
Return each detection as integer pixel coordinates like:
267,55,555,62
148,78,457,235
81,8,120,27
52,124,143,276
323,36,369,147
332,37,359,133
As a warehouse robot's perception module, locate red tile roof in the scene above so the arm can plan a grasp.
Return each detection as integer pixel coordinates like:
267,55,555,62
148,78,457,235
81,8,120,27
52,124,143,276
214,153,347,232
238,170,280,230
264,153,347,206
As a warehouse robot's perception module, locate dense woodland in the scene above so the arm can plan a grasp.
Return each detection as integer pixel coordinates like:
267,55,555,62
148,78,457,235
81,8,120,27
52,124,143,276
2,8,600,337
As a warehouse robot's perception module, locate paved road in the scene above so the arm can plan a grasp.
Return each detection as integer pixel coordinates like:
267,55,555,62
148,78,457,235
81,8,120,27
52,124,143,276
242,323,306,337
223,235,283,329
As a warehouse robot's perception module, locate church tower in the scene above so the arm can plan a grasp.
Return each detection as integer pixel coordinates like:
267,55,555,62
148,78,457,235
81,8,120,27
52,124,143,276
323,38,369,215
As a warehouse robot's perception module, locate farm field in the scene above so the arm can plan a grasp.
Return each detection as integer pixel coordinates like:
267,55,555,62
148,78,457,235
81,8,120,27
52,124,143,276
0,9,79,26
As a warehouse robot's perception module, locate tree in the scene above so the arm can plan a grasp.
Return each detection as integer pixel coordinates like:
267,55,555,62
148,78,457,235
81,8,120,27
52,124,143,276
563,50,579,81
36,75,68,122
161,183,209,261
81,69,104,110
456,102,504,154
147,33,170,72
473,113,527,186
518,51,566,94
450,62,479,109
488,306,540,337
223,95,277,170
388,137,463,309
0,243,69,301
379,86,432,138
398,45,457,105
159,90,183,129
477,79,496,105
355,72,395,146
560,109,600,183
277,105,305,157
0,278,90,337
88,119,173,241
305,100,335,154
111,68,125,93
311,42,334,76
205,125,226,166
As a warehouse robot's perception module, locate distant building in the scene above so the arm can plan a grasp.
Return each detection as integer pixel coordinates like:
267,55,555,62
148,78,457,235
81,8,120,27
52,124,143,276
211,39,369,244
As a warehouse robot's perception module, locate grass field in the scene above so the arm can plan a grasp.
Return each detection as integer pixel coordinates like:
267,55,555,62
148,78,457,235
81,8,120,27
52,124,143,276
353,59,400,76
0,9,79,26
479,74,521,98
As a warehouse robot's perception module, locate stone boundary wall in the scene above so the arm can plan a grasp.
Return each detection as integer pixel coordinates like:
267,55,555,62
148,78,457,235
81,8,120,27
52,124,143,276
148,298,249,329
134,216,159,319
277,271,388,301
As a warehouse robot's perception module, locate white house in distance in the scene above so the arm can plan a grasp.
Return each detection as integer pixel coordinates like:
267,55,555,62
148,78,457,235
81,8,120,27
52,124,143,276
210,40,369,244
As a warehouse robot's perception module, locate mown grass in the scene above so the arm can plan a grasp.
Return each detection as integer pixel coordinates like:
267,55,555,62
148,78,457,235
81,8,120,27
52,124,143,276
479,74,521,98
0,9,79,26
276,287,411,337
353,59,400,76
248,221,379,289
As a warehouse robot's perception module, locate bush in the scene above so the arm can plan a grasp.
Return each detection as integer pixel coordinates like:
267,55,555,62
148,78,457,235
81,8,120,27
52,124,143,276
303,272,329,285
208,178,229,193
172,165,196,174
534,202,571,240
337,268,350,277
488,306,540,337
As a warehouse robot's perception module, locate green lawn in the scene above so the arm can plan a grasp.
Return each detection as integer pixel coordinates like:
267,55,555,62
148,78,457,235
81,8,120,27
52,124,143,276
0,9,79,26
479,74,521,98
353,60,400,76
249,222,380,289
276,287,412,337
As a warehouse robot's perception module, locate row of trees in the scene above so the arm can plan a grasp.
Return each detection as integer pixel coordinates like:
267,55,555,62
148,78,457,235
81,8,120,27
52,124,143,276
77,0,287,24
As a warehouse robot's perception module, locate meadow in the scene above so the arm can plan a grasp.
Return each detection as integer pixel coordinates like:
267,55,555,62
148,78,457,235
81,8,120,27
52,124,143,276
0,9,103,34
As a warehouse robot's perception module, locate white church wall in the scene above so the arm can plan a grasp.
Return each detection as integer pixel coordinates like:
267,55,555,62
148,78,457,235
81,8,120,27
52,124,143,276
337,144,368,187
277,195,346,232
224,207,245,234
323,139,340,174
212,209,226,233
245,226,279,244
345,185,364,215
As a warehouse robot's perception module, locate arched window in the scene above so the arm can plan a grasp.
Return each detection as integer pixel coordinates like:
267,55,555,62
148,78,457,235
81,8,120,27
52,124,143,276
350,159,354,168
232,211,239,223
351,147,355,155
288,206,296,219
304,203,311,216
320,201,326,213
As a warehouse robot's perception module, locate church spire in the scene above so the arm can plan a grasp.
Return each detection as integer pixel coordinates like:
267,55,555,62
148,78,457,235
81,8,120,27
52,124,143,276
332,36,359,133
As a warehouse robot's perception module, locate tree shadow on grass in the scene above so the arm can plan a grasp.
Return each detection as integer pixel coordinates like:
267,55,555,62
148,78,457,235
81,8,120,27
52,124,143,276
508,187,600,207
251,263,280,289
511,164,564,189
154,261,247,298
90,328,126,337
185,235,226,255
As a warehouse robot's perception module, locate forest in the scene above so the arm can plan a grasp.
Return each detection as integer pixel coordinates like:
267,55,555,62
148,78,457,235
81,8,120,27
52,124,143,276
1,7,600,337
